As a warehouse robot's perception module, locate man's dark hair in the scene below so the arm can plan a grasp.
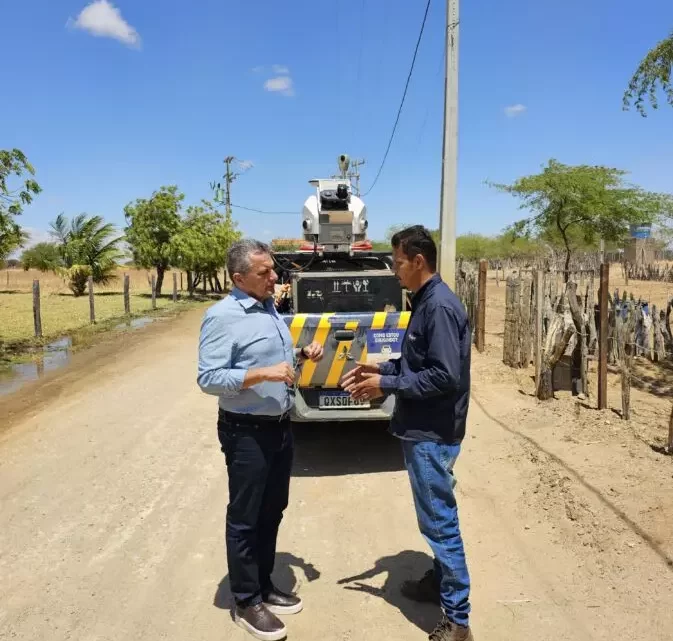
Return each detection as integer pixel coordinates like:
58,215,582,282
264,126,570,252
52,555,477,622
390,225,437,271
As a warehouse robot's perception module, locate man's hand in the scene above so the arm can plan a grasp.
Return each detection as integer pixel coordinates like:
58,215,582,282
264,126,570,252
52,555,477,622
243,362,295,388
343,372,384,402
301,341,324,363
340,362,380,389
263,362,295,385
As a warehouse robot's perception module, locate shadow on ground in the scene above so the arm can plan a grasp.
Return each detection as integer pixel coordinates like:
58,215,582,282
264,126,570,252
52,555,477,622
214,552,321,612
337,550,439,633
292,421,405,477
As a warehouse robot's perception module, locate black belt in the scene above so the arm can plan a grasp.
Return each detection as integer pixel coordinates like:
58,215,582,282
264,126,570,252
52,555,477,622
220,409,291,426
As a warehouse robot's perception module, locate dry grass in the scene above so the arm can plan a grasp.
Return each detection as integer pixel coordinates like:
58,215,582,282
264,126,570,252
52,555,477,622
2,266,185,296
1,267,190,345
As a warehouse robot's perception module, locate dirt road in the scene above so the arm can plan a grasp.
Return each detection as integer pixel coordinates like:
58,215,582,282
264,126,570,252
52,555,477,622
1,307,672,641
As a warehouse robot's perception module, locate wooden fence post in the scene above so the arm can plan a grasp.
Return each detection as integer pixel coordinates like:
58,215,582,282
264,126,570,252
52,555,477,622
180,272,183,292
173,272,178,303
503,275,521,367
619,301,637,420
598,263,609,410
476,260,487,352
124,274,130,315
567,280,588,397
33,279,42,338
518,275,533,368
151,274,157,310
534,270,544,397
88,275,96,324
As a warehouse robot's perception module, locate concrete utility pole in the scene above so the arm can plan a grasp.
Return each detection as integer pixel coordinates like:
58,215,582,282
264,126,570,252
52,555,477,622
211,156,239,215
349,158,366,196
438,0,459,290
223,156,238,216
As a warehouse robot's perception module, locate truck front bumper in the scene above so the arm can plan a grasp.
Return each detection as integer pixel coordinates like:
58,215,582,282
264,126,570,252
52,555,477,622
290,390,396,423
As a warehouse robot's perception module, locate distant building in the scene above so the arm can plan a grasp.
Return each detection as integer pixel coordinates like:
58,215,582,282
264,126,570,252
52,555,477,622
624,224,655,266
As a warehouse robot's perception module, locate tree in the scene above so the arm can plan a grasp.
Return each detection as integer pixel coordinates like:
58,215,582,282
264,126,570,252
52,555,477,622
456,234,495,261
21,242,62,272
490,231,544,261
50,213,124,295
624,29,673,116
489,159,673,281
271,239,303,252
0,149,41,261
124,186,184,295
170,201,241,293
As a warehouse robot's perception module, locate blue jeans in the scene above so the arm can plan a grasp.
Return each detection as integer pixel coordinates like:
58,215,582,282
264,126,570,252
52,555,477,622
401,440,471,627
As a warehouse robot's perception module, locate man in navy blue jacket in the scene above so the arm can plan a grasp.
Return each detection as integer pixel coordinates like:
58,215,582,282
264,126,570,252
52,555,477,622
341,225,473,641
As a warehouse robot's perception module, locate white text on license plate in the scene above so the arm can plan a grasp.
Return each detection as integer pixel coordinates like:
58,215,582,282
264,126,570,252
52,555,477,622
318,393,371,409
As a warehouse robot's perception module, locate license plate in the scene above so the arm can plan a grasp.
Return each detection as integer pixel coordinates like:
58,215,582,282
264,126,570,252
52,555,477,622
318,392,370,409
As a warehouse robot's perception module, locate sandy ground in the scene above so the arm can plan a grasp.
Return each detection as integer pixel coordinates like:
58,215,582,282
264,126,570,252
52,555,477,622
1,305,672,641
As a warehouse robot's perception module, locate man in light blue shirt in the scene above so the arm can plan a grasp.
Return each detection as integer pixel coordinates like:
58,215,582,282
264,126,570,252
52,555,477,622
198,239,323,641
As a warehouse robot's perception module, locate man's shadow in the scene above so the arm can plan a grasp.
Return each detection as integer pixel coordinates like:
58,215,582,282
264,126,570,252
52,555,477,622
214,552,321,614
337,550,439,633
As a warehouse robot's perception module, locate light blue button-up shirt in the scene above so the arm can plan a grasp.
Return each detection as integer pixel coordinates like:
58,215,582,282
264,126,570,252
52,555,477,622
197,287,295,415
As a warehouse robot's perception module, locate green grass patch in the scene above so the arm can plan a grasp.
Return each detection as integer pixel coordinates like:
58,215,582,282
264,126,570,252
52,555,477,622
0,292,213,366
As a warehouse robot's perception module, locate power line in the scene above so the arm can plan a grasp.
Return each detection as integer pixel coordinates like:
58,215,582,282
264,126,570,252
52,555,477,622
231,203,296,215
362,0,433,197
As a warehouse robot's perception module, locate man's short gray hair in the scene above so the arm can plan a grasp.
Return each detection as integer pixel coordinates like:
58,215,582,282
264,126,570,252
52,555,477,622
227,238,271,280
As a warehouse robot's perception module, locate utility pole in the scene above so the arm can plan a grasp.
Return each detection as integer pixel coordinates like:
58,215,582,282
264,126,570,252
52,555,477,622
223,156,238,216
349,158,366,196
211,156,239,215
438,0,459,290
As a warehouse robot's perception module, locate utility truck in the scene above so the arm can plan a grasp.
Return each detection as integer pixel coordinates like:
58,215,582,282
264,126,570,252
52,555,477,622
273,155,410,422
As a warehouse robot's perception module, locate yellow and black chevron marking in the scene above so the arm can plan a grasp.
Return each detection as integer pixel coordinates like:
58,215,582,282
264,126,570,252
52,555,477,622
283,311,410,388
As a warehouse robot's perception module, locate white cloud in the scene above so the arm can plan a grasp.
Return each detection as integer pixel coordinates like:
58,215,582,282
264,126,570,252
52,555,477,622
251,66,265,74
264,76,294,97
68,0,141,49
237,159,255,171
504,104,527,118
25,228,54,248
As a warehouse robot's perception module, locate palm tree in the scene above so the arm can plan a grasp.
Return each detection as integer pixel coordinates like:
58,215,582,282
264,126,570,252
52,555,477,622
50,213,124,293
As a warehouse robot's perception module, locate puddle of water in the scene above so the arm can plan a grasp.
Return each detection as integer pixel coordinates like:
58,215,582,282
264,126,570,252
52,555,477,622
0,337,73,397
0,317,155,398
114,316,155,330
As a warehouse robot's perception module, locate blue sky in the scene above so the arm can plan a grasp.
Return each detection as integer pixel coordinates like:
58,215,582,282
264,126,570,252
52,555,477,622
2,0,672,248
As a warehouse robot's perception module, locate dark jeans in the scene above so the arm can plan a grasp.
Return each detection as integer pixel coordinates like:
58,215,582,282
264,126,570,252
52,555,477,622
401,440,471,627
217,412,294,607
